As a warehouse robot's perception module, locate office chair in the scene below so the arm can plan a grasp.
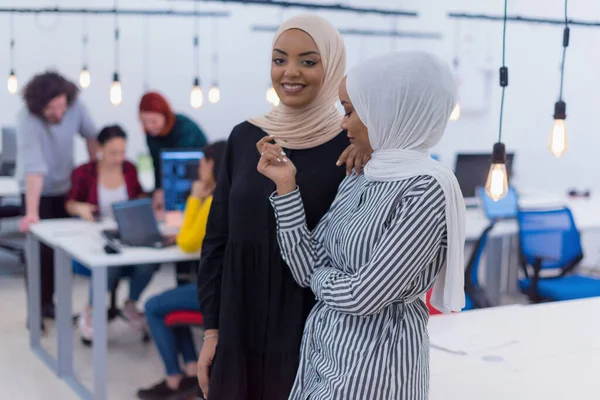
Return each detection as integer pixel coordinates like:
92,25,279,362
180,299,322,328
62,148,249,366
0,204,24,265
517,207,600,303
462,187,520,310
72,261,151,346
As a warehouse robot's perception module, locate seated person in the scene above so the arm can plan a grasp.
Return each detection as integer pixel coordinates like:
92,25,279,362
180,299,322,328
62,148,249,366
65,125,156,340
137,140,225,400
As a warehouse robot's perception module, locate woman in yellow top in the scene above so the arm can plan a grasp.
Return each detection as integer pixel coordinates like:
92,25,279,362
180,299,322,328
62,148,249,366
137,141,226,400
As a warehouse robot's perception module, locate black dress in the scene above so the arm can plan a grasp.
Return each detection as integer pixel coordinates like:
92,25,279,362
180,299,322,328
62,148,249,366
197,121,348,400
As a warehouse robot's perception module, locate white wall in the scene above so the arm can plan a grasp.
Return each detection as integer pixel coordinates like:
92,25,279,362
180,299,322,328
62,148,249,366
1,0,599,194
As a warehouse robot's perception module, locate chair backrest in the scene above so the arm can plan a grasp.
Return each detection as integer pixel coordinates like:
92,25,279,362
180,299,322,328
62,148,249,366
0,127,17,176
464,222,494,309
477,186,519,220
517,207,583,271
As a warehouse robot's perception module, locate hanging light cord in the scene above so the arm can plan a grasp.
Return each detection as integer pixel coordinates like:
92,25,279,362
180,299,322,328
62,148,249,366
497,0,508,143
194,1,200,80
114,0,120,73
558,0,569,101
452,20,461,70
82,12,88,67
9,13,15,71
212,17,219,83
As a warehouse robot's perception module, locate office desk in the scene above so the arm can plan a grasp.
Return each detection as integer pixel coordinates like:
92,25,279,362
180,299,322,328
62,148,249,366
26,218,199,400
429,298,600,400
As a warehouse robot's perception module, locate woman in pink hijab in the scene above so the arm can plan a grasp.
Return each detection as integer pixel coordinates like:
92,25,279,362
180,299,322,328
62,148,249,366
196,14,367,400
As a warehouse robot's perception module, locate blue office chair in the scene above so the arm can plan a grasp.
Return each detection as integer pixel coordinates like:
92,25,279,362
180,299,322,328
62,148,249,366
517,207,600,303
463,187,519,310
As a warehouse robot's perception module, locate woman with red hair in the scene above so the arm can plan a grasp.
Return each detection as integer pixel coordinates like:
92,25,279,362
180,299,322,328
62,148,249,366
139,92,207,214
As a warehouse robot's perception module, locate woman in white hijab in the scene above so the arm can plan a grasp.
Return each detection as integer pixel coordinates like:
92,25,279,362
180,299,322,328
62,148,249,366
258,51,466,399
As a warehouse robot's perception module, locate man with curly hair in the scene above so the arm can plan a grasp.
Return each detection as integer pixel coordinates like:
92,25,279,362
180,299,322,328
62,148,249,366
16,71,98,320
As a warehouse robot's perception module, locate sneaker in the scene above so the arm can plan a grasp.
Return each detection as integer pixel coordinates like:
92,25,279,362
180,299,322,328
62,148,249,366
122,301,146,331
137,377,199,400
78,308,93,342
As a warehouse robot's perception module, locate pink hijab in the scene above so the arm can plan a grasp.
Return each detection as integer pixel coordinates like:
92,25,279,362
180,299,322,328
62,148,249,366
248,14,346,150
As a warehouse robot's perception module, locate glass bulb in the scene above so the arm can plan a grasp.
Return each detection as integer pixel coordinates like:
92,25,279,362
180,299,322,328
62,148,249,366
190,85,204,109
110,80,122,106
485,163,509,201
449,102,461,121
266,87,279,105
549,118,567,157
79,68,91,89
7,73,18,95
208,86,221,104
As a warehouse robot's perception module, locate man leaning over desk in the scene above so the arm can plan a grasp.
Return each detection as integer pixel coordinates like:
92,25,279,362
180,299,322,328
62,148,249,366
16,71,99,321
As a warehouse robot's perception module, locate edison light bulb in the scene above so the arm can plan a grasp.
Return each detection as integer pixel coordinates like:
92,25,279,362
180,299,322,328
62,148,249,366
208,85,221,104
7,71,18,95
485,142,509,201
450,102,461,121
266,86,279,105
485,163,509,201
110,73,122,106
79,67,91,89
190,87,204,109
549,119,567,158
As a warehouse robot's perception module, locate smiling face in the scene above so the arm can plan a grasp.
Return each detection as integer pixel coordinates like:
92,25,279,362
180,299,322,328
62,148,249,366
271,29,325,108
43,94,68,124
100,137,127,168
339,77,372,152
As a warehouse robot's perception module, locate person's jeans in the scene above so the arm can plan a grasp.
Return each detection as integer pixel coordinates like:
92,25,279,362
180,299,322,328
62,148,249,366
88,265,156,305
145,283,200,376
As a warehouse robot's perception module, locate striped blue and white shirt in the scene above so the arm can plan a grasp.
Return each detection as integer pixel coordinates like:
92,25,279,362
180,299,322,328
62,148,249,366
270,173,447,400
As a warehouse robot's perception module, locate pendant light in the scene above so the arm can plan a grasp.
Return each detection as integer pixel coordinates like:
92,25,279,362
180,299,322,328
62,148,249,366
78,13,91,88
7,14,17,95
549,0,570,158
485,0,510,201
190,2,203,109
142,17,150,92
208,18,221,104
110,1,122,106
449,21,462,121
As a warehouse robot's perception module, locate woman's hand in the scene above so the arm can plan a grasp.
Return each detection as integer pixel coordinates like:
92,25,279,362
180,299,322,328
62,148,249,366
256,136,297,195
197,330,218,398
75,203,97,221
191,180,212,200
336,144,372,176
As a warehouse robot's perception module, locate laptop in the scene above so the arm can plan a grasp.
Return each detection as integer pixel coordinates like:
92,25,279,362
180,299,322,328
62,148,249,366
105,198,172,248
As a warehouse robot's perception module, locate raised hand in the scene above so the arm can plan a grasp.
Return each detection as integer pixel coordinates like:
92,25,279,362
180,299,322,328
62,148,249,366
256,136,297,195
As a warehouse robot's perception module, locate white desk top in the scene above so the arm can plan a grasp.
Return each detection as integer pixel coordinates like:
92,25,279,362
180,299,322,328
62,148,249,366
29,218,199,268
429,298,600,399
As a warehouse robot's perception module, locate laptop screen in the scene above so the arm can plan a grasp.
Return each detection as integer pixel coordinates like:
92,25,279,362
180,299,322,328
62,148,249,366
112,198,162,246
160,149,204,211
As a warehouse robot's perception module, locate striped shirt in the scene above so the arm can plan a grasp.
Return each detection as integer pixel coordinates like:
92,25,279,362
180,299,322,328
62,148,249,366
270,173,447,400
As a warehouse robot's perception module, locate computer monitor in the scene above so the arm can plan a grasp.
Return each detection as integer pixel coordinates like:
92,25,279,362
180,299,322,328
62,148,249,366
454,152,515,201
161,149,204,211
0,127,17,176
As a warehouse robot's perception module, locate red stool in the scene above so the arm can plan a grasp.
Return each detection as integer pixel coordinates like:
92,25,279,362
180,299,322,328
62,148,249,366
425,289,442,315
164,311,204,327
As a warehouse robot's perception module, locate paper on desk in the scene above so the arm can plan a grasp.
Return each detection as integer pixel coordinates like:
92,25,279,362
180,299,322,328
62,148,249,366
429,331,518,355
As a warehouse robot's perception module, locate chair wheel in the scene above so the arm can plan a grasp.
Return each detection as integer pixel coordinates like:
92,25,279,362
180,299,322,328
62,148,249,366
81,337,92,347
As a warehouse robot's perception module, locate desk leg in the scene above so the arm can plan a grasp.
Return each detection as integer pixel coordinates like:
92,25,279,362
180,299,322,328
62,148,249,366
485,236,503,306
92,267,108,400
26,235,59,372
27,235,42,349
55,247,74,377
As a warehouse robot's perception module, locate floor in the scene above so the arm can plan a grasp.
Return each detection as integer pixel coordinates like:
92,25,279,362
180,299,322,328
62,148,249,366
0,247,203,400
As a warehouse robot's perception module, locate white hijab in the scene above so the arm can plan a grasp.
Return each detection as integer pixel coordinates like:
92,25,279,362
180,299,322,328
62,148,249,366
346,51,467,313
